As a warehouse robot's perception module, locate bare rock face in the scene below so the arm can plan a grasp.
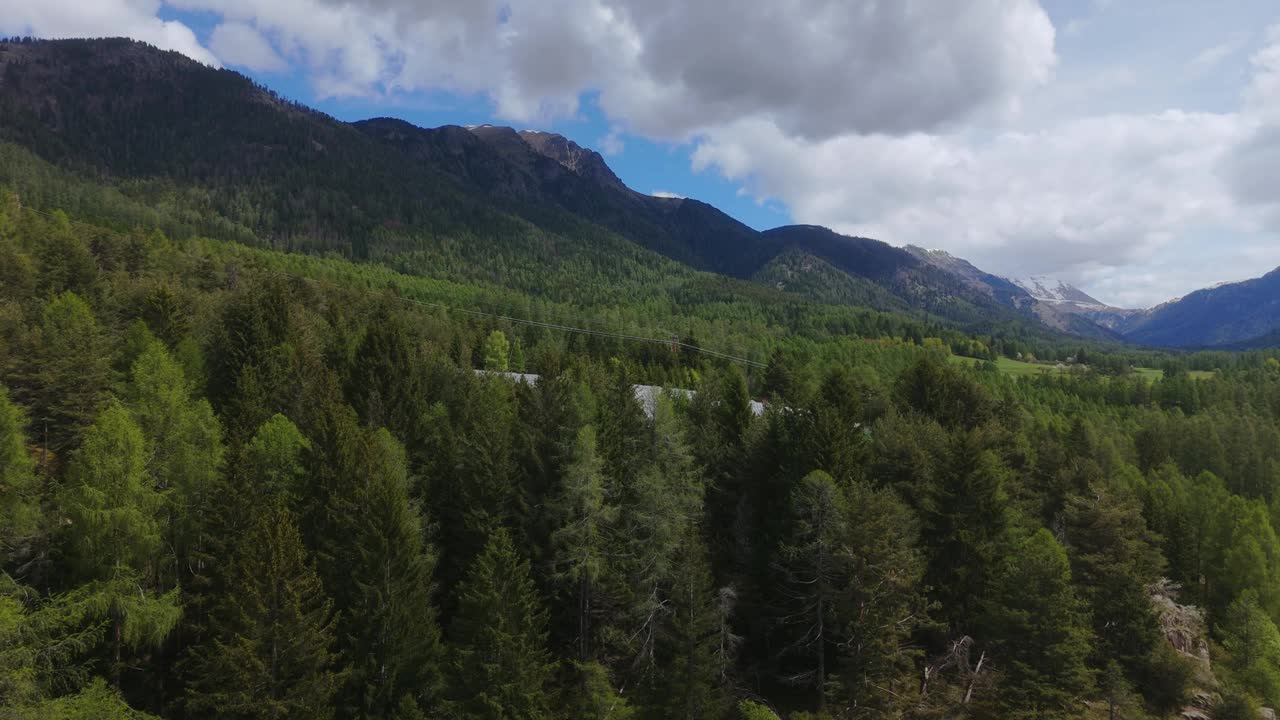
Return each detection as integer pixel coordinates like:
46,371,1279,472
1150,579,1210,665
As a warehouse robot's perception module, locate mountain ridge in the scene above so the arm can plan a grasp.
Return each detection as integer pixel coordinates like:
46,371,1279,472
5,36,1279,348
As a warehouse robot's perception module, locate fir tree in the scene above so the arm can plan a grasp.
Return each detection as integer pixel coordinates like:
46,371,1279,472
980,529,1093,718
450,529,555,720
184,501,342,720
342,428,446,717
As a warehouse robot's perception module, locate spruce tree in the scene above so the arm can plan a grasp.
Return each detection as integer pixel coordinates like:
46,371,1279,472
450,529,554,720
343,428,445,717
184,501,342,720
980,529,1092,718
774,470,848,711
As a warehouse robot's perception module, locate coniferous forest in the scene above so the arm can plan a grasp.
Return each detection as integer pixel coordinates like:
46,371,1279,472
7,37,1280,720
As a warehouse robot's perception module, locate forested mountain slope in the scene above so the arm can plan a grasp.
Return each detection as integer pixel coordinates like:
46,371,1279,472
0,36,1126,340
1123,268,1280,347
7,180,1280,719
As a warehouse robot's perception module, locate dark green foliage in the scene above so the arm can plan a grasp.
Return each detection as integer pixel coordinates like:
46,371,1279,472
979,529,1093,718
9,105,1280,718
449,529,555,720
184,501,342,720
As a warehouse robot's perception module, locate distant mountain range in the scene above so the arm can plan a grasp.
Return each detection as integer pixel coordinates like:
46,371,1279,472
0,37,1276,349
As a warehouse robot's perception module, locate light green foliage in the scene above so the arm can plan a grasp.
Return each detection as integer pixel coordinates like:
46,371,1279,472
1221,590,1280,706
737,700,781,720
28,291,109,451
63,402,160,580
483,329,511,371
561,661,637,720
61,402,180,678
0,385,38,550
244,413,310,501
551,424,617,661
126,340,224,584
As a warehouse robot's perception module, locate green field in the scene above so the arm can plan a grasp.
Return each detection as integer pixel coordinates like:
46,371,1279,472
951,355,1217,381
1131,366,1217,381
948,355,1066,376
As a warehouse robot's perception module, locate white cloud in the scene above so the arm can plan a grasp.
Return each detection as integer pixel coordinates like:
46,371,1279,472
5,0,1280,307
692,110,1245,298
597,129,624,156
0,0,217,65
651,190,685,199
160,0,1055,139
1190,39,1243,73
209,21,286,73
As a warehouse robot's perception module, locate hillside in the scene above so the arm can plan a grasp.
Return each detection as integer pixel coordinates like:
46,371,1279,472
1122,268,1280,347
8,34,1280,720
0,37,1110,342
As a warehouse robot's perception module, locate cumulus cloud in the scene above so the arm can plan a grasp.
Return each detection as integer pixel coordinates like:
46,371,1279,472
0,0,217,65
5,0,1280,307
162,0,1055,138
651,190,685,199
209,21,286,72
688,21,1280,307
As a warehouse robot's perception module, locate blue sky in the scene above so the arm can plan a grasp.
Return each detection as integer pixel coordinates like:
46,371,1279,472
5,0,1280,307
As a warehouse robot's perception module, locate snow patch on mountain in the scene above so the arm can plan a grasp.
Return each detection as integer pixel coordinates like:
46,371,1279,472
1011,275,1110,309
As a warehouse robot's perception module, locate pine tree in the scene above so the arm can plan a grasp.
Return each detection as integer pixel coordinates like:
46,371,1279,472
343,428,446,717
774,470,848,711
1061,487,1164,673
835,480,927,713
980,529,1093,718
922,428,1012,633
184,501,342,720
450,529,554,720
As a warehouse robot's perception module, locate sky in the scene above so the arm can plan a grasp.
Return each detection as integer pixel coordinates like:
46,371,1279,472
3,0,1280,308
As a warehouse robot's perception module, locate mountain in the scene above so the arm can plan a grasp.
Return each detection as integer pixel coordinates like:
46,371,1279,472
1012,276,1107,308
1121,268,1280,347
0,37,1125,342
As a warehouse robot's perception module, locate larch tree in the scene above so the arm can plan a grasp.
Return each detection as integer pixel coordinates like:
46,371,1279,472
0,385,39,562
550,424,616,662
126,339,224,590
25,291,110,454
61,402,180,687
